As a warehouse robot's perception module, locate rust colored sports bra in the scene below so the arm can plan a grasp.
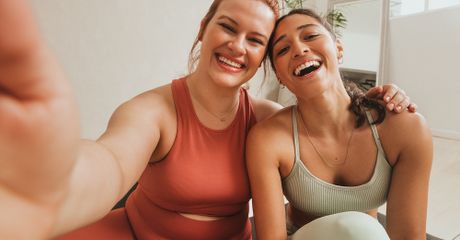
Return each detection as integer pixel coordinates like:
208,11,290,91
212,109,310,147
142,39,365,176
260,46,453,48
125,77,257,239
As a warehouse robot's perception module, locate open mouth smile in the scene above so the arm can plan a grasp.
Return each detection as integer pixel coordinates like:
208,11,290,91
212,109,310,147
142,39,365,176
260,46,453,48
293,60,322,77
216,54,246,71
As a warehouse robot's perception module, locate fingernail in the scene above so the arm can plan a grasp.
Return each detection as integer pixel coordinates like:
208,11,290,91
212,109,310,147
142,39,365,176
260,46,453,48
396,105,402,112
385,96,391,102
388,103,394,110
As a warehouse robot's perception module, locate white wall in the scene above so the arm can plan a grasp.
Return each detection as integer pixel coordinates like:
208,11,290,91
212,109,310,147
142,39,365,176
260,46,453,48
29,0,214,138
385,5,460,139
335,0,382,72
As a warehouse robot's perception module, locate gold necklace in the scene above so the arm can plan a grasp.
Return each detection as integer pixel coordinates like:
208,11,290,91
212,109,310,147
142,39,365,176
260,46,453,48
191,93,240,122
297,106,355,168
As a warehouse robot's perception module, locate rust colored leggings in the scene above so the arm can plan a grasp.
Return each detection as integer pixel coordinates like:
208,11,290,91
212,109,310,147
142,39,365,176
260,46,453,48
58,208,136,240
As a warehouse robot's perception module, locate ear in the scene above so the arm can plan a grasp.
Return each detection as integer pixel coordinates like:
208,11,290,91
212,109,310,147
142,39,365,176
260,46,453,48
335,38,344,60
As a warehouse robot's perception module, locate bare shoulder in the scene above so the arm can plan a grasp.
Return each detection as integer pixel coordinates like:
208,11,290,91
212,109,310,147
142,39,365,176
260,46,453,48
248,94,283,122
98,83,178,163
122,84,173,115
381,110,431,139
377,110,432,164
108,83,175,126
247,107,293,161
250,106,292,136
99,83,177,148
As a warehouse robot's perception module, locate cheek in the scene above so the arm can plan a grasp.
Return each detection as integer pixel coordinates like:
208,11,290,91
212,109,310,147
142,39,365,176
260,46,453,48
248,47,266,65
323,42,339,58
274,58,289,75
203,26,224,44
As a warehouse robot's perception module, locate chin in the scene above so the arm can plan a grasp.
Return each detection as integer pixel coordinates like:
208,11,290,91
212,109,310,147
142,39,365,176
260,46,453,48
213,74,248,89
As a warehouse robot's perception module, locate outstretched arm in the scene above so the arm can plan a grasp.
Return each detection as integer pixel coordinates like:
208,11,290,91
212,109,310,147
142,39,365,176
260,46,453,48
0,0,80,238
51,94,165,237
0,1,163,238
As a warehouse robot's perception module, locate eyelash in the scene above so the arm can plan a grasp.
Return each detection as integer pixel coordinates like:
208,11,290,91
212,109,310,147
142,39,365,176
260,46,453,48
219,23,236,33
277,47,289,56
304,34,319,40
249,38,264,46
276,34,320,56
219,23,264,46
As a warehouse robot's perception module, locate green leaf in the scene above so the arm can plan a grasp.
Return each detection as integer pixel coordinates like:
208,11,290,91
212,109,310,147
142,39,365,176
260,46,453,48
326,9,348,38
283,0,303,10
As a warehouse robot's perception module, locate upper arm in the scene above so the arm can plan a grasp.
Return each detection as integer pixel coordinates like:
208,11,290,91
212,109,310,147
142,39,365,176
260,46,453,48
385,113,433,239
246,123,288,240
97,93,165,192
249,95,283,122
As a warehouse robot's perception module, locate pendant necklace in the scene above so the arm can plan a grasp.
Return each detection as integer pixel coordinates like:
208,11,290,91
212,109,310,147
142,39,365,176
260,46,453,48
297,106,355,168
191,93,240,122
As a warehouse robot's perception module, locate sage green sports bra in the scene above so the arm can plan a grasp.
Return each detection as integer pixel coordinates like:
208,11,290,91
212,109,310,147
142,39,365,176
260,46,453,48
282,106,392,217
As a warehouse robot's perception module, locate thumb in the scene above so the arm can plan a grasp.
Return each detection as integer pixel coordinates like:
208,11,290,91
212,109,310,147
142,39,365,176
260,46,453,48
0,0,42,57
0,0,65,100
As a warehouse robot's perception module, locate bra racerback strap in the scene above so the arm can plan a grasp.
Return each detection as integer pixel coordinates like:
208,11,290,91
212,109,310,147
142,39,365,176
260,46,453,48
291,106,301,163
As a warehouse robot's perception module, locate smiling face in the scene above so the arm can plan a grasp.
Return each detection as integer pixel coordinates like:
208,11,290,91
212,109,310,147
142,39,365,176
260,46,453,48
195,0,276,88
270,12,344,98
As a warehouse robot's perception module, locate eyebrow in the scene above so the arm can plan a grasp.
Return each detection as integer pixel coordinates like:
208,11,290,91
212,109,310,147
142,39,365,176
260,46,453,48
217,15,269,41
272,23,318,48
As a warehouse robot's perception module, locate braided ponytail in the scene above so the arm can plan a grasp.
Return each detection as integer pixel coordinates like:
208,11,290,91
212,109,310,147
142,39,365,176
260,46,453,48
344,80,386,128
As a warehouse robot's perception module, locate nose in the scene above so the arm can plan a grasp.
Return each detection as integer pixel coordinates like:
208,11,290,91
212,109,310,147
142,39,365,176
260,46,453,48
292,41,309,58
228,35,246,56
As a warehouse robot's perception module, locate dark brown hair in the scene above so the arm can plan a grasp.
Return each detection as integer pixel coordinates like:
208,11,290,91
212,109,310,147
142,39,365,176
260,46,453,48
268,9,385,127
188,0,280,77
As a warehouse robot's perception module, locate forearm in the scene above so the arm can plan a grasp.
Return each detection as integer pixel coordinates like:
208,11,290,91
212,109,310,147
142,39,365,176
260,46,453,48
49,139,129,237
387,229,426,240
0,100,78,202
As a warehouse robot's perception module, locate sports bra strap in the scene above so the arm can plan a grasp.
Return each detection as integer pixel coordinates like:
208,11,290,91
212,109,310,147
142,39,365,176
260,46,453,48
292,108,385,162
365,111,385,153
291,106,301,163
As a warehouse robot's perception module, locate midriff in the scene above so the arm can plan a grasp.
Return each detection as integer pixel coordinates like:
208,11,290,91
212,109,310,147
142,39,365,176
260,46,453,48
179,213,225,221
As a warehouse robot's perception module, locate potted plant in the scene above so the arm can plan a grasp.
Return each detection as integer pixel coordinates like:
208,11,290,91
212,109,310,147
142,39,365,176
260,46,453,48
281,0,347,37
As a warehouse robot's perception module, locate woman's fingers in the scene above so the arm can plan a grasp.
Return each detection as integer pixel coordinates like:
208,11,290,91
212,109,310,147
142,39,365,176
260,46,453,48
0,0,60,101
0,0,41,56
381,84,400,104
408,103,418,113
379,84,417,113
365,85,384,99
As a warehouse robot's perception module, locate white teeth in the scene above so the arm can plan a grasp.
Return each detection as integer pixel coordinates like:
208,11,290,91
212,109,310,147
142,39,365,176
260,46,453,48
294,60,321,76
218,56,243,69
